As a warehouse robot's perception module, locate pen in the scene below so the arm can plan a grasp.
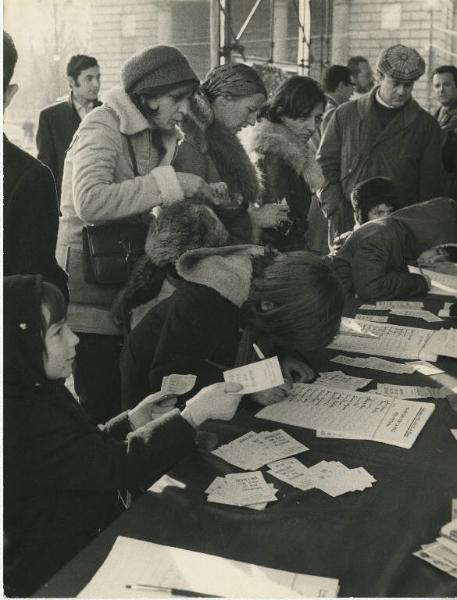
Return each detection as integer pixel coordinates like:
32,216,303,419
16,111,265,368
252,343,265,360
125,584,218,597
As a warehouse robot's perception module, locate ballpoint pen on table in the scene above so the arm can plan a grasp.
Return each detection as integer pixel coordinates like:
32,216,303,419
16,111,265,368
125,584,218,597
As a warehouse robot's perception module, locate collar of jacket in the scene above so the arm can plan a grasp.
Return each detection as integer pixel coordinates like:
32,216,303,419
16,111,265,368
176,244,264,307
357,85,421,127
180,91,215,152
246,118,324,190
102,86,159,136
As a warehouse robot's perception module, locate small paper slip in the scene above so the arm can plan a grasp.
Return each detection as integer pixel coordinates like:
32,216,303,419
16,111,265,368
316,370,372,390
160,374,196,395
376,383,449,400
438,302,455,318
331,355,413,374
451,430,457,442
377,300,425,309
212,429,309,470
413,517,457,579
256,384,435,449
355,313,389,323
389,308,443,323
358,304,385,311
339,317,378,337
328,321,436,361
205,471,278,507
267,457,315,491
441,518,457,542
223,356,284,394
408,361,444,376
409,265,457,297
78,535,340,598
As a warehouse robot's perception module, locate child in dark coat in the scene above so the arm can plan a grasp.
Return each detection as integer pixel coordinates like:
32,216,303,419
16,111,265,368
3,274,241,596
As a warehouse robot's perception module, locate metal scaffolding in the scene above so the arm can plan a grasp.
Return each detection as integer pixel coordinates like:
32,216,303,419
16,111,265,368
210,0,311,74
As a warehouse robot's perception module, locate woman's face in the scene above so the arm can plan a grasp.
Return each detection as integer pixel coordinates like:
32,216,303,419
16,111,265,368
147,86,194,131
213,92,266,133
42,306,79,380
281,101,324,143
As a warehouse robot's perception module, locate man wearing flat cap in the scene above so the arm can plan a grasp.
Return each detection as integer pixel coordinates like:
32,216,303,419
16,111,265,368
317,44,442,247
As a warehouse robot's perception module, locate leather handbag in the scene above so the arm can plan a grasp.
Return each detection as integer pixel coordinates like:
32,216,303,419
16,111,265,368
81,136,148,285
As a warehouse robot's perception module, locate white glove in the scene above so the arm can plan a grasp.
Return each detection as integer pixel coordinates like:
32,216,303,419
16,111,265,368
181,382,243,428
128,391,178,430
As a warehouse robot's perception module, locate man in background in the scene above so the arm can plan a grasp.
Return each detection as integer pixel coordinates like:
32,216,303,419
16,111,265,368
36,54,101,200
347,55,374,97
432,65,457,198
318,44,442,248
321,65,354,131
3,30,68,299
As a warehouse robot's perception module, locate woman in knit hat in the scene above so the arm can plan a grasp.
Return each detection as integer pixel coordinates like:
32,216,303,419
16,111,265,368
56,45,215,426
173,62,289,243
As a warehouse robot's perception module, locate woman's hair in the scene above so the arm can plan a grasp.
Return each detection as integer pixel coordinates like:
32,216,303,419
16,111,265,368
243,251,344,352
40,281,67,352
130,79,199,119
259,75,325,123
201,63,267,103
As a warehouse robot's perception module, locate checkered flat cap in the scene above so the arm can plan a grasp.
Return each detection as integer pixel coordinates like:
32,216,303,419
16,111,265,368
376,44,425,81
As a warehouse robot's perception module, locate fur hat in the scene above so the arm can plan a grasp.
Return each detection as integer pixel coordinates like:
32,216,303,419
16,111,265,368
376,44,425,82
121,45,199,94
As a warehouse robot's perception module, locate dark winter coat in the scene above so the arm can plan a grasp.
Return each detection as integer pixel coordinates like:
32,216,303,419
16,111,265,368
173,93,257,243
3,136,68,300
246,119,324,251
332,197,457,300
36,95,102,198
317,87,442,236
3,274,196,596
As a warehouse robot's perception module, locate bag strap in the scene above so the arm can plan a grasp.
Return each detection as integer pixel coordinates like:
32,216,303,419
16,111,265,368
126,136,139,177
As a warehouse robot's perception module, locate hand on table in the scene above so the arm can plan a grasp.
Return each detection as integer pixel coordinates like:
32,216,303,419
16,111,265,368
251,381,292,406
280,354,316,383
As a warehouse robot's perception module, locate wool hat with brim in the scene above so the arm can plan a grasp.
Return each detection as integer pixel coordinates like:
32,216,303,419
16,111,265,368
121,45,199,94
376,44,425,81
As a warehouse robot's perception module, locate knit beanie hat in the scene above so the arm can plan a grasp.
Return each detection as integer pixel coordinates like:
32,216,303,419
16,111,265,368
121,45,199,94
376,44,425,82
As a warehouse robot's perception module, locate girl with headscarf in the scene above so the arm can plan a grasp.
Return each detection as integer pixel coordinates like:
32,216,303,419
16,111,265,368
173,63,291,243
3,274,242,597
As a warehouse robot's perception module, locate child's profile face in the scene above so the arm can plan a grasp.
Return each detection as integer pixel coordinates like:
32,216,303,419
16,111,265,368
42,305,79,380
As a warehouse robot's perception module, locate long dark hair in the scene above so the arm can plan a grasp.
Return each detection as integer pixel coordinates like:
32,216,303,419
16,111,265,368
259,75,325,123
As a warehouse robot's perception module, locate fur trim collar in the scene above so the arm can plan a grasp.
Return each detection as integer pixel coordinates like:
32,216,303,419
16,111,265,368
177,245,264,307
246,119,324,191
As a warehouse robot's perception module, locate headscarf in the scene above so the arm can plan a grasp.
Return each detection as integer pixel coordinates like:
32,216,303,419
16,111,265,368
201,63,267,102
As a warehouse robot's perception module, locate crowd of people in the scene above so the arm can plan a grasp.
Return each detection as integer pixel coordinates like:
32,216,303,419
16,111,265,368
3,27,457,596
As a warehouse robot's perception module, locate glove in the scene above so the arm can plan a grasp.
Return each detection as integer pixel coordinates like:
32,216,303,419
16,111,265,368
128,391,177,430
181,382,243,428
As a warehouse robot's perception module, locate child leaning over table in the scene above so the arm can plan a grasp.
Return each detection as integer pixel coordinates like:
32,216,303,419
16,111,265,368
3,274,242,597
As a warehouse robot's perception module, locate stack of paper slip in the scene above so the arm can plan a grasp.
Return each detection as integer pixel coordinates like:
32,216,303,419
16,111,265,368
212,429,309,470
376,300,425,309
376,383,452,400
316,370,372,390
205,471,278,509
267,458,376,497
389,308,443,322
355,313,389,322
413,518,457,579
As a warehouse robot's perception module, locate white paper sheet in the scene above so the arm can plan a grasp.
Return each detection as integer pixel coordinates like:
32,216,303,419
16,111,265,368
256,384,434,449
223,356,284,393
409,265,457,297
355,313,389,322
316,370,372,390
376,383,450,400
331,354,414,374
78,536,340,598
328,321,436,361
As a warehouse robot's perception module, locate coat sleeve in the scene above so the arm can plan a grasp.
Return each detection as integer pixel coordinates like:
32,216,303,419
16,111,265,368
21,404,196,492
418,118,442,201
36,111,58,183
258,152,288,205
173,140,208,179
71,117,184,223
9,162,68,300
351,237,429,300
316,111,346,217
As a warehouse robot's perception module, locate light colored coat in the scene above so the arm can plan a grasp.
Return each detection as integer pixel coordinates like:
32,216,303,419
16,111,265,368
57,86,184,334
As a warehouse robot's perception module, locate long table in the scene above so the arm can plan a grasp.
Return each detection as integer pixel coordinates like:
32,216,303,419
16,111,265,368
36,295,457,597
